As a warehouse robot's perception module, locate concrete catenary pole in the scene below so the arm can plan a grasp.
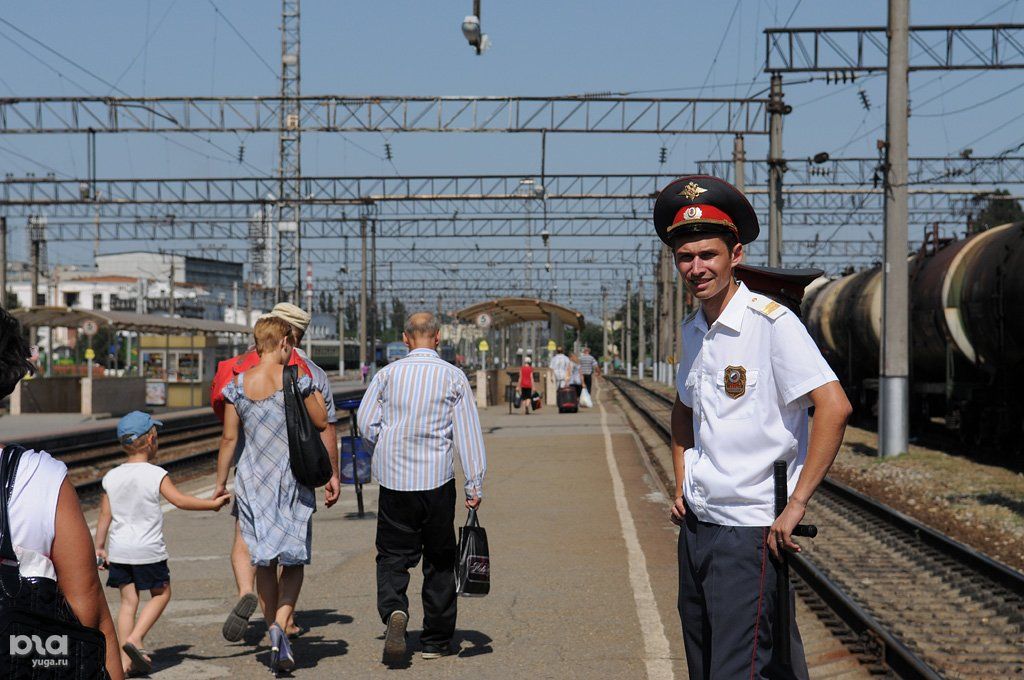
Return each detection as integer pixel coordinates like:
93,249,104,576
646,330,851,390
651,266,659,379
659,247,673,383
880,0,910,457
359,217,367,371
733,134,746,193
601,286,608,373
0,217,6,307
168,256,176,316
337,289,345,377
626,279,633,379
767,74,786,267
638,279,646,380
30,218,41,309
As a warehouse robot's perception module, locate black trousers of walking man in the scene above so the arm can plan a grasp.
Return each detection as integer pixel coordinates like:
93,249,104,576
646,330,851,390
376,479,458,647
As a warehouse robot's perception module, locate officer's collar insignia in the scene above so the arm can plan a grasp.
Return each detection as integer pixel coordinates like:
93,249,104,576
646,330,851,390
723,365,746,399
678,181,708,201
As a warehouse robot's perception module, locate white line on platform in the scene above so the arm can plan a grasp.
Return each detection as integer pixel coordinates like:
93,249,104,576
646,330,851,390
598,398,674,680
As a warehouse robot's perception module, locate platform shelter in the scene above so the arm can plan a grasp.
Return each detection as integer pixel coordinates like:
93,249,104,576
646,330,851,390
9,307,249,415
454,298,584,408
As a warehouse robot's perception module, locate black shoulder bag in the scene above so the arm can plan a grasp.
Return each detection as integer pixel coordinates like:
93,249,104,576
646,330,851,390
0,445,109,679
282,365,334,488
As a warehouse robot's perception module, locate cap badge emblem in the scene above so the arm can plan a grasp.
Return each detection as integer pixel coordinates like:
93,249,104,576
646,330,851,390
683,206,702,221
679,181,708,201
723,365,746,399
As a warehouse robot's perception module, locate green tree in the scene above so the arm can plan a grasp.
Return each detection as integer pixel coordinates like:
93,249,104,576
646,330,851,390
344,296,358,337
565,322,605,358
610,296,655,366
969,189,1024,234
3,290,17,309
390,297,407,336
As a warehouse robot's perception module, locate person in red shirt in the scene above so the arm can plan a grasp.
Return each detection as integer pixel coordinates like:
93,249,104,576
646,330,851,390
519,357,534,415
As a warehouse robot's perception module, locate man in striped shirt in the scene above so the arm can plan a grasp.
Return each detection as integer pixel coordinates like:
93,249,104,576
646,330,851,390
358,312,487,663
578,346,600,394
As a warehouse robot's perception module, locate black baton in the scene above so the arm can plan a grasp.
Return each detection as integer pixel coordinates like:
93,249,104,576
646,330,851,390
773,461,793,669
772,461,818,670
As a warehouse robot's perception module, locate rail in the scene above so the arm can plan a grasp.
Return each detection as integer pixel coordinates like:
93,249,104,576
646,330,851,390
606,376,1024,679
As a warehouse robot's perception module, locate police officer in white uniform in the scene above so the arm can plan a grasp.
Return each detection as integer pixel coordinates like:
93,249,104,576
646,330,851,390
655,176,853,679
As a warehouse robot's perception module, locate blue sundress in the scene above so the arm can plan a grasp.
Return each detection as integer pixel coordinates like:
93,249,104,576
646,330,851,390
222,373,316,566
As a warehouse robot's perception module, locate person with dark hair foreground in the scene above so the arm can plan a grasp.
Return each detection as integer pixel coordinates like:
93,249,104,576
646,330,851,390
0,307,125,679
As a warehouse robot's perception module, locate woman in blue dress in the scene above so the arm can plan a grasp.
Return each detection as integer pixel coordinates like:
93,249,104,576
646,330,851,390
215,315,327,671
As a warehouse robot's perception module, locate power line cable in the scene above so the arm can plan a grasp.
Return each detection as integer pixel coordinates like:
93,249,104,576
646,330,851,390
206,0,277,78
0,16,267,173
109,0,178,95
0,27,93,92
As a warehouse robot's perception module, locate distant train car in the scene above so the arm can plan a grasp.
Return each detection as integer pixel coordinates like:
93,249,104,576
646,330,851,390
803,222,1024,451
385,341,409,363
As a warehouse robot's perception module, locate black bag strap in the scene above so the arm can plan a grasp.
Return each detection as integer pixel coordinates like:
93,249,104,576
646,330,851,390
464,507,480,528
282,363,298,391
0,445,25,597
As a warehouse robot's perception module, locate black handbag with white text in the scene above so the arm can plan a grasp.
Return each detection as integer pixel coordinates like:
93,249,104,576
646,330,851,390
455,508,490,597
0,445,109,679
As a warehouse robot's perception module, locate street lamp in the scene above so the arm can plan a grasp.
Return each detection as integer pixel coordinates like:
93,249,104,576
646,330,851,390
461,1,489,55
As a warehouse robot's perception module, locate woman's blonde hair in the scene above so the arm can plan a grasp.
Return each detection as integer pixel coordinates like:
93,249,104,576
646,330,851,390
253,316,293,355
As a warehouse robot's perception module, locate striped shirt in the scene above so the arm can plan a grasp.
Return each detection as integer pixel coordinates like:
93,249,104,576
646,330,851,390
578,353,598,375
358,348,487,498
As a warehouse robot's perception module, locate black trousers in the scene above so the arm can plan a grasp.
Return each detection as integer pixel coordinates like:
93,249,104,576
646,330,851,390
583,374,593,392
678,508,808,680
376,479,458,646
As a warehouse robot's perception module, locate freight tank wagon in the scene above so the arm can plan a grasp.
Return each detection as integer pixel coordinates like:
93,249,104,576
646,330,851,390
803,222,1024,452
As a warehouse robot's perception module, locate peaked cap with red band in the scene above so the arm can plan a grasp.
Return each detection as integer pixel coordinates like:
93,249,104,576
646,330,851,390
653,175,759,246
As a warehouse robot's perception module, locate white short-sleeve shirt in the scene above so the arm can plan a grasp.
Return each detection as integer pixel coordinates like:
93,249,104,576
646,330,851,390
676,282,838,526
9,449,68,579
102,462,169,564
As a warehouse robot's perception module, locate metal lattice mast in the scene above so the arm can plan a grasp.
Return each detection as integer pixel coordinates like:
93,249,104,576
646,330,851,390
276,0,301,302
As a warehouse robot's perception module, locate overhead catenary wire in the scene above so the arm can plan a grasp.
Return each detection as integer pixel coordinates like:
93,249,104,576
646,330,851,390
0,16,268,175
206,0,278,78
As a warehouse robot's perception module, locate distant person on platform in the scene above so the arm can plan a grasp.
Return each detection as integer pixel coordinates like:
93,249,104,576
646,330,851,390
549,346,570,388
578,346,600,394
654,175,851,679
210,302,340,644
519,356,534,415
358,312,487,664
568,352,583,398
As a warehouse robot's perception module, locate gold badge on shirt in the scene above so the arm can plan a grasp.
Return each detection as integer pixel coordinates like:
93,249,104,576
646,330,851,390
723,365,746,399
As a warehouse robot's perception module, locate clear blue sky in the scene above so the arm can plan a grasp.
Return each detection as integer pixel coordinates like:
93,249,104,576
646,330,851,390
2,1,1023,315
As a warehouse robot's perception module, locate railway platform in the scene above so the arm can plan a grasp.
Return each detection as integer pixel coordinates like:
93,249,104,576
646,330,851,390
78,381,871,679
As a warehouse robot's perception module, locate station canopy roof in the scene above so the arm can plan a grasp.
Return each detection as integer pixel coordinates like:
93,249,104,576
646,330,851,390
11,307,251,335
454,298,584,330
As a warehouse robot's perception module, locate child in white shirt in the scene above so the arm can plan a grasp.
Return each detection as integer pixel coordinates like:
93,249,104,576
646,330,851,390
94,411,230,675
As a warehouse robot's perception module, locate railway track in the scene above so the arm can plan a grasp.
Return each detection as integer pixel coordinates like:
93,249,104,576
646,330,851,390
607,376,1024,680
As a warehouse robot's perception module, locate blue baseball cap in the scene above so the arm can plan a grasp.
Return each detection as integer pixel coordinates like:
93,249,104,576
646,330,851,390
117,411,163,444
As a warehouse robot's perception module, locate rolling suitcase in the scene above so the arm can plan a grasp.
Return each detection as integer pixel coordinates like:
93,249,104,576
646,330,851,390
557,386,579,413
